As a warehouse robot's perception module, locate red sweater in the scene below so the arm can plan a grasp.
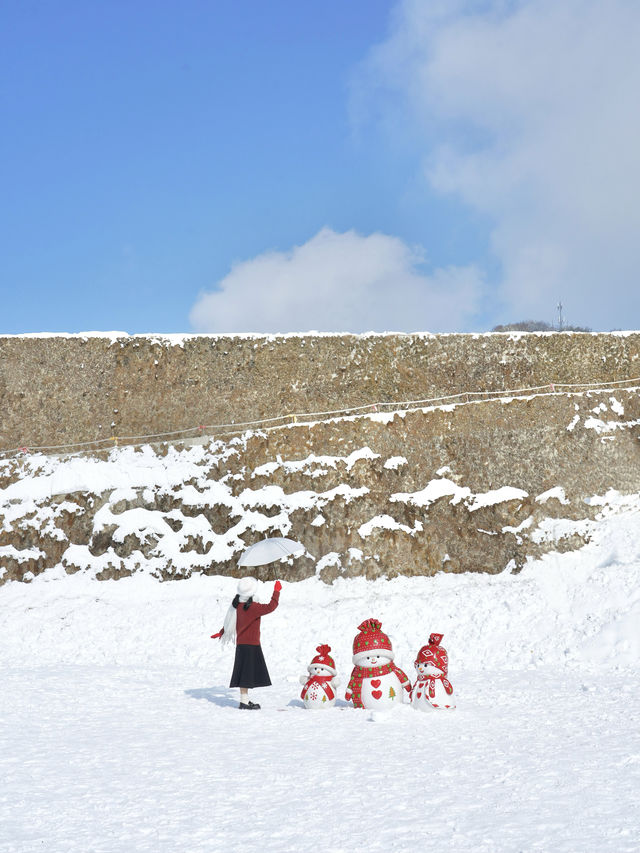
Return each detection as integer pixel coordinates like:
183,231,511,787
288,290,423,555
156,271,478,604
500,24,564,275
235,588,280,645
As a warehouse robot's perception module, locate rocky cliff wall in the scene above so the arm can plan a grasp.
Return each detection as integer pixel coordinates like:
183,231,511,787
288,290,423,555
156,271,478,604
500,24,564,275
2,332,640,452
1,347,639,585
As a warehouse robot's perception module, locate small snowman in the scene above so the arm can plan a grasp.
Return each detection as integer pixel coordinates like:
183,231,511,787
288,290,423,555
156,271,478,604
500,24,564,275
300,644,340,709
345,618,411,710
410,633,455,711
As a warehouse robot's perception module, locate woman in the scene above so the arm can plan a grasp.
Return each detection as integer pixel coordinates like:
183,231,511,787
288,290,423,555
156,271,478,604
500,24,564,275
211,577,281,709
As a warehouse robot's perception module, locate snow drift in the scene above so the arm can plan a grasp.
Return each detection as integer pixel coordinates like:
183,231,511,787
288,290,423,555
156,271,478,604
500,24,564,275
1,490,639,852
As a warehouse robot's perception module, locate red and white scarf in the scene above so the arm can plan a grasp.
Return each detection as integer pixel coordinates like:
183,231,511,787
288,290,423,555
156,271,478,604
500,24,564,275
301,675,335,702
412,673,453,701
347,662,411,708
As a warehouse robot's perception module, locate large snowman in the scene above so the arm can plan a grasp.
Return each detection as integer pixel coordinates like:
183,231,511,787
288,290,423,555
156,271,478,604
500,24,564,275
299,644,340,709
410,633,455,711
345,618,411,710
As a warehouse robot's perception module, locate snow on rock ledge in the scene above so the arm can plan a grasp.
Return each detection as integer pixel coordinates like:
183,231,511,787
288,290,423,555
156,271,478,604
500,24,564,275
1,384,640,584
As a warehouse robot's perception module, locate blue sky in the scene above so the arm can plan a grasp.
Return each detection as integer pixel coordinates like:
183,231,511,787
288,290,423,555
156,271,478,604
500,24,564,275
2,0,640,334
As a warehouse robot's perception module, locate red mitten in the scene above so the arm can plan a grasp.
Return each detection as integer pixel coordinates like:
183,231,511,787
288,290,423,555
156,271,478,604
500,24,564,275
345,691,352,702
274,580,282,592
210,630,223,639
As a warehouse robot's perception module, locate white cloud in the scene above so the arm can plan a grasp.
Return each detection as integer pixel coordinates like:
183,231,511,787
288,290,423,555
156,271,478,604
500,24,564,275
357,0,640,329
189,227,483,333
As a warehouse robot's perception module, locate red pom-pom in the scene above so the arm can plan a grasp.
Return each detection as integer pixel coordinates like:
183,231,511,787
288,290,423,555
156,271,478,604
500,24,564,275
358,618,382,634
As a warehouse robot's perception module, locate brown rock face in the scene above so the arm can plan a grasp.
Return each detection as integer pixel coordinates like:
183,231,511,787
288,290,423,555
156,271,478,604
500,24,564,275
1,331,639,450
1,332,639,584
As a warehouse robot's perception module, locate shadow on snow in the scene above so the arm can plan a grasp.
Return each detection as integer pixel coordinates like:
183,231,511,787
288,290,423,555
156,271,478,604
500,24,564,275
184,688,352,711
184,686,238,708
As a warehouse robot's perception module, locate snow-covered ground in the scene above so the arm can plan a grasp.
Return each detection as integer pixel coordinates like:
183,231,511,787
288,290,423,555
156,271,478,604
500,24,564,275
2,498,640,852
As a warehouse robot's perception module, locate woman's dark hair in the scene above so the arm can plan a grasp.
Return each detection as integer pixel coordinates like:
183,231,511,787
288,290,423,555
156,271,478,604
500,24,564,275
232,594,253,610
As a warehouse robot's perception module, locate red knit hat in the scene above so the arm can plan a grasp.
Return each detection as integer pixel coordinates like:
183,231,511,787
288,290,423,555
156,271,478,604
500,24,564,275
415,633,448,674
308,644,337,675
352,618,394,664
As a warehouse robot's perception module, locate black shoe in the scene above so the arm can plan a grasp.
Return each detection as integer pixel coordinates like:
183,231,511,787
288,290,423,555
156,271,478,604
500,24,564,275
248,701,261,709
238,702,260,710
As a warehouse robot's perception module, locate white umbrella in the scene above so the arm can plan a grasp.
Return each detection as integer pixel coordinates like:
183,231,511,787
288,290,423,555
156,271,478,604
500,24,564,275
237,537,305,567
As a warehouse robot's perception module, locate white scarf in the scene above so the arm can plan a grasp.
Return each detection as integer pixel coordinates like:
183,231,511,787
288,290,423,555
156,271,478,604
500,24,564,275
220,595,251,646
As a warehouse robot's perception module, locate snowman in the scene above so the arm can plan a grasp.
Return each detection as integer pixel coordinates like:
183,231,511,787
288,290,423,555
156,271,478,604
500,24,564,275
300,644,340,709
410,633,455,711
345,618,411,710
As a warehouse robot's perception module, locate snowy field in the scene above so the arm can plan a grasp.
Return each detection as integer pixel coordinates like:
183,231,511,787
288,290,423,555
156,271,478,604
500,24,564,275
2,499,640,852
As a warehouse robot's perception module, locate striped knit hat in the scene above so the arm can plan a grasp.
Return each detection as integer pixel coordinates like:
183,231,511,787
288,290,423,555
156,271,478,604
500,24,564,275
308,644,337,675
352,618,394,665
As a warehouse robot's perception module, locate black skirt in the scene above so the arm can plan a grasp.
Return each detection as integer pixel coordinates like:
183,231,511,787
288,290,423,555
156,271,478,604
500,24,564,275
230,644,272,689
